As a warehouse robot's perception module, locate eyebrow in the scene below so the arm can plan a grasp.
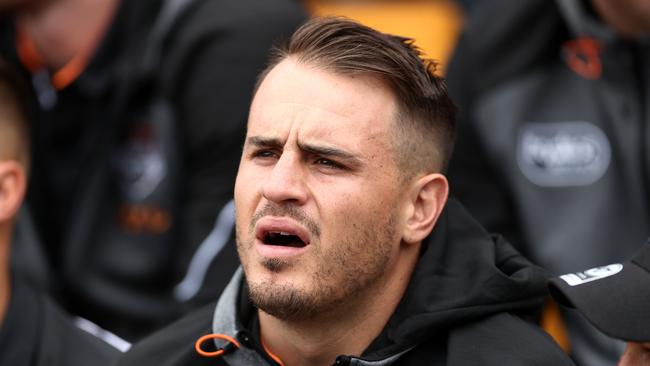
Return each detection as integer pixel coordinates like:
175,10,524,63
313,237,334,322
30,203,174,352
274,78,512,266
246,135,363,167
300,142,365,171
297,142,361,165
247,136,283,149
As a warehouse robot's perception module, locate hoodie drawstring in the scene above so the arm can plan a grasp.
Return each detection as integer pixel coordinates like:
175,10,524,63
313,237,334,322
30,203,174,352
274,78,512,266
260,338,286,366
195,333,240,358
562,35,603,80
195,332,287,365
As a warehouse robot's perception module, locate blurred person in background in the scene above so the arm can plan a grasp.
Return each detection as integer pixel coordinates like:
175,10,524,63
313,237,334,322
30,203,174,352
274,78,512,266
0,58,124,365
0,0,305,341
446,0,649,364
549,240,650,366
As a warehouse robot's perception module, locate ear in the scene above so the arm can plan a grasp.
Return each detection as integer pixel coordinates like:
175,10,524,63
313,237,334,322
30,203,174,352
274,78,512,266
401,173,449,244
0,161,26,222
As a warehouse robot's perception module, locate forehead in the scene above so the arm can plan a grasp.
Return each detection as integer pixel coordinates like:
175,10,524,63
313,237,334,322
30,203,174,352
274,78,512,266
248,59,398,148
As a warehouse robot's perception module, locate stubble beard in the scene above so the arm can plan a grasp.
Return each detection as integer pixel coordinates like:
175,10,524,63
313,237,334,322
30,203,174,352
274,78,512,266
237,203,396,322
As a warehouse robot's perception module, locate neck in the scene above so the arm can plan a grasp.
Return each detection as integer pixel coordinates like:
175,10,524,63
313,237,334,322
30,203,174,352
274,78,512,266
0,224,12,327
258,243,421,366
15,0,119,70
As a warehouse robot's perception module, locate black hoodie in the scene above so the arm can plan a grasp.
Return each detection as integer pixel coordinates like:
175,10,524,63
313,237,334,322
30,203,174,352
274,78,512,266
117,199,574,365
0,278,122,366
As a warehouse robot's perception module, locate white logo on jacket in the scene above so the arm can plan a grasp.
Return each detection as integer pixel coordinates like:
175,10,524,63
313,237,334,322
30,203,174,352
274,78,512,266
560,263,623,286
517,121,611,187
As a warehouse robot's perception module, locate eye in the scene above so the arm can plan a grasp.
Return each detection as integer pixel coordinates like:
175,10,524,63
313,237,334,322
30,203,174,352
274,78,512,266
314,157,345,170
250,149,278,161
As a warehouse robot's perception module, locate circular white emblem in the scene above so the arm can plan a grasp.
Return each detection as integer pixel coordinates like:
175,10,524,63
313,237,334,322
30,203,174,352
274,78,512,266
517,121,611,187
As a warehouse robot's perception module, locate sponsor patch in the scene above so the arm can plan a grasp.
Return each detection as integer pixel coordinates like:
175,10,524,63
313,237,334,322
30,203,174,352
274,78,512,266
560,263,623,286
517,121,611,187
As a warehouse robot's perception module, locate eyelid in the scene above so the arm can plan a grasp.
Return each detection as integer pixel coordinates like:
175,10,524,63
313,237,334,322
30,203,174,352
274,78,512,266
250,148,278,159
314,156,347,170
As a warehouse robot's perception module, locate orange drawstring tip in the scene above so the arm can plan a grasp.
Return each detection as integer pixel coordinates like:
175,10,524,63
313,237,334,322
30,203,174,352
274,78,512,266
562,36,603,80
195,333,240,358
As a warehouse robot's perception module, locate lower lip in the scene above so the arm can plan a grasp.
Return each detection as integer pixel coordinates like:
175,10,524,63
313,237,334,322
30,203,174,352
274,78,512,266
255,239,309,258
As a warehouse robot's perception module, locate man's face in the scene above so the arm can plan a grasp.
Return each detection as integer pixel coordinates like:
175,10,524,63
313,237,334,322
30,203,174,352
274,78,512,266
234,59,408,320
619,342,650,366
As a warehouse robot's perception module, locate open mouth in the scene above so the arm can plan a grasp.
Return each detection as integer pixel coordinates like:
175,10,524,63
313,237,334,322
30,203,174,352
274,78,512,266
255,217,312,253
263,231,307,248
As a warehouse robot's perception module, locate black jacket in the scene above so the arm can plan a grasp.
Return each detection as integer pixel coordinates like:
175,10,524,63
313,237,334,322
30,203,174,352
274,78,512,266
446,0,649,364
117,199,575,365
1,0,305,340
0,278,122,366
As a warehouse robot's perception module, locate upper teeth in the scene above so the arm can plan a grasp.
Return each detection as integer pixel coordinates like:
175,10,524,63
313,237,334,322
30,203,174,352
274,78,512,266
271,231,291,236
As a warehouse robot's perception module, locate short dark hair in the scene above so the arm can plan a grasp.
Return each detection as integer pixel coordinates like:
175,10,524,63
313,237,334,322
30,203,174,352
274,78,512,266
255,17,456,175
0,58,31,165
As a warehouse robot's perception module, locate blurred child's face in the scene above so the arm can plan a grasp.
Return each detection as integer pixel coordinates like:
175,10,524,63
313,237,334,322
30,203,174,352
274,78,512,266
618,342,650,366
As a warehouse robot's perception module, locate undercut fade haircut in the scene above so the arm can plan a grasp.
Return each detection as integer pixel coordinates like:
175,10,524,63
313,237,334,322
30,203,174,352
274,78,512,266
254,16,457,176
0,58,31,166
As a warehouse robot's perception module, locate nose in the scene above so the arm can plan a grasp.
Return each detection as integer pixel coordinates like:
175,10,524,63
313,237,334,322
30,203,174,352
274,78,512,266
261,152,308,205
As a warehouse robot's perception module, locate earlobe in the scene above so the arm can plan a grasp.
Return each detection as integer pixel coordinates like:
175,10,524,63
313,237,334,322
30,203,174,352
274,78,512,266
0,161,26,222
402,173,449,244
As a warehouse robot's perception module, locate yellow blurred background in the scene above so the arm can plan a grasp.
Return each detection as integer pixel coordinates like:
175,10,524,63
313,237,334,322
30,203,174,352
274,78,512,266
304,0,464,74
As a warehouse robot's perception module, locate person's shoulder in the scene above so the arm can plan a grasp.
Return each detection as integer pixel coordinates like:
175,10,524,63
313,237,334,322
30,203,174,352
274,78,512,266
448,0,565,97
36,293,123,365
184,0,306,33
118,302,221,366
157,0,306,88
448,312,575,366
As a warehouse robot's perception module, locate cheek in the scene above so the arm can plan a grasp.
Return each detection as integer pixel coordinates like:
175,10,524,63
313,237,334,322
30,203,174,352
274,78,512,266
320,191,369,229
234,164,252,197
322,183,400,225
235,167,261,210
234,172,261,247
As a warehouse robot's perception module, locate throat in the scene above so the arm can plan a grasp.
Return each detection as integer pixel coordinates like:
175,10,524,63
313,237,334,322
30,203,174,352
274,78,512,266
256,288,391,366
258,310,367,366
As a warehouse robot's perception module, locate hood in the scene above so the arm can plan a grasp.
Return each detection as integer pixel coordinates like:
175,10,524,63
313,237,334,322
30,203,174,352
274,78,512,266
554,0,616,42
209,267,271,365
362,198,550,360
209,198,550,365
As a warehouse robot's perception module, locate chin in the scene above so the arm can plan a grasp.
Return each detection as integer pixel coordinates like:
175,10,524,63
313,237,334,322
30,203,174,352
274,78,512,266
260,257,292,272
248,278,318,321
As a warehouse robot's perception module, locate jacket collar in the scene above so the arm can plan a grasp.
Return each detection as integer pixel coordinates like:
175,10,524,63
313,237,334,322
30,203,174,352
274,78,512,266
210,268,417,366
